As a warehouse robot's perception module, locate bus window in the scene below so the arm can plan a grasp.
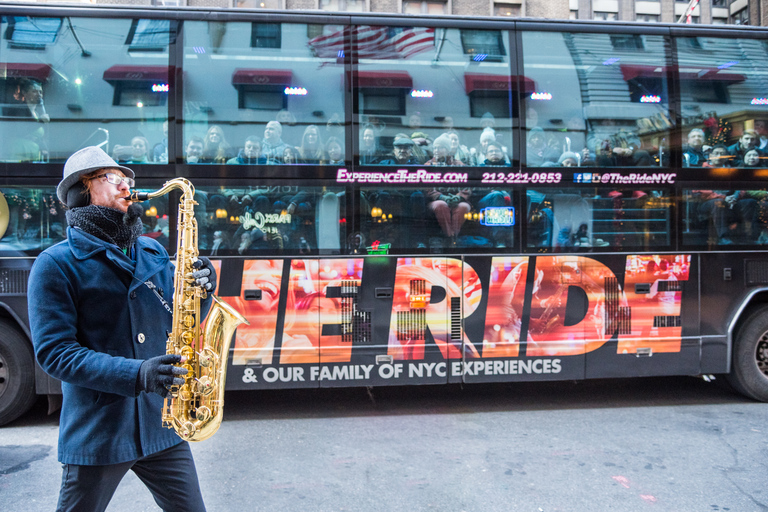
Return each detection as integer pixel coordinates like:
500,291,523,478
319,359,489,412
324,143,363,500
194,186,345,255
359,186,516,253
521,31,672,168
526,188,671,251
354,27,514,167
683,189,768,246
0,17,171,163
676,37,768,168
182,21,346,166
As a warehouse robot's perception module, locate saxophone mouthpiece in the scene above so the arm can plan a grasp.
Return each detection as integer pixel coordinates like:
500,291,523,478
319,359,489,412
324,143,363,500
129,191,149,202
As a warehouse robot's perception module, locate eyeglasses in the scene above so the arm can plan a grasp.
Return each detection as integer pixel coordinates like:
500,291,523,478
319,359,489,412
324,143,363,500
89,172,135,188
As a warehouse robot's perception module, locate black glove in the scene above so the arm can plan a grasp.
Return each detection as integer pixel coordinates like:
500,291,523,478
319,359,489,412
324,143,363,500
137,354,187,398
192,257,217,292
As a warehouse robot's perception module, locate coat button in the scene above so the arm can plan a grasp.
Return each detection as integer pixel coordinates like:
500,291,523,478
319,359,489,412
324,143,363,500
137,333,145,344
130,291,137,299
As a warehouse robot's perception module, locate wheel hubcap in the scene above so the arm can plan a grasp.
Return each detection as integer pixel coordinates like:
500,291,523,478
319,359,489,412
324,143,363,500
756,331,768,377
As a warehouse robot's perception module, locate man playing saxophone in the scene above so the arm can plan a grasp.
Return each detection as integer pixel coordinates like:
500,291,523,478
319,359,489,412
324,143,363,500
27,146,215,512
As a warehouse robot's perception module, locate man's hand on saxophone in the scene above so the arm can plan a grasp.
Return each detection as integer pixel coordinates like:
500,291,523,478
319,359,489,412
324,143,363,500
191,257,217,292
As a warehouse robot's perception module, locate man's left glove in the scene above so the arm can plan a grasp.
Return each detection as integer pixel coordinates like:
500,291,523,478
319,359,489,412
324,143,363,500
192,257,217,292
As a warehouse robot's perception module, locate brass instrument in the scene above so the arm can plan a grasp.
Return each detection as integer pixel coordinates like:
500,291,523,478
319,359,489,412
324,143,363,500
130,178,249,442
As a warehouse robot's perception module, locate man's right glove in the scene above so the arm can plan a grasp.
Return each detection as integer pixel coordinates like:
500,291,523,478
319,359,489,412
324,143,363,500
137,354,187,398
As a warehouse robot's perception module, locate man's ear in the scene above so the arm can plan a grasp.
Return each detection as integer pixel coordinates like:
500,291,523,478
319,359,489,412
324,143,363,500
66,181,90,209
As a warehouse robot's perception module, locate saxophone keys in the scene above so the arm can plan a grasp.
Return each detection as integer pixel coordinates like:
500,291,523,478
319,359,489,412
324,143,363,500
196,376,214,395
179,421,197,439
195,406,212,422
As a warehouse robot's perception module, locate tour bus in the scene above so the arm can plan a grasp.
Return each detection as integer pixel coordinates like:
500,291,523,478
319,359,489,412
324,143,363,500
1,3,768,425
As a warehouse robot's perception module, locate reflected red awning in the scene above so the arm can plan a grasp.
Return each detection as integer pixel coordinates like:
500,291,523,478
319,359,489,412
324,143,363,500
357,71,412,88
464,73,536,94
103,65,169,82
0,63,51,82
620,64,745,82
232,69,293,86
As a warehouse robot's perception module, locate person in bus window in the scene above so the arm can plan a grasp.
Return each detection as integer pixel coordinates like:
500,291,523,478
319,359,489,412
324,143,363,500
702,145,731,168
201,125,233,164
298,125,325,164
3,78,50,162
755,120,768,151
741,149,762,168
472,128,496,166
323,137,345,165
378,135,419,165
152,121,169,164
727,130,759,167
526,127,559,167
426,187,471,246
695,189,756,244
359,125,384,165
683,128,710,167
425,134,465,167
283,146,299,165
557,151,580,167
27,146,214,512
184,136,205,164
480,142,510,166
446,130,474,166
261,121,290,165
586,120,650,167
113,136,150,164
227,136,265,165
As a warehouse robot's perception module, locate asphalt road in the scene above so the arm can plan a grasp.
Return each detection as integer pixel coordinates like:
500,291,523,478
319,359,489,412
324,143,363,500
2,376,766,511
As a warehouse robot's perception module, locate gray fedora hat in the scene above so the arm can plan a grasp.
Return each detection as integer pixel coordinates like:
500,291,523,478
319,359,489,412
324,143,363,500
56,146,135,204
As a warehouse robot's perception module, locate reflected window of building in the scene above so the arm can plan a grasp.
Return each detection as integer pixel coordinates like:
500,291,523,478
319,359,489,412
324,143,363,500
593,12,618,20
712,17,728,24
5,17,61,50
402,1,448,15
251,23,281,48
319,0,366,11
522,31,672,168
183,21,346,166
126,19,178,51
494,3,521,17
712,0,727,6
637,14,660,22
354,26,514,167
235,0,282,7
731,7,749,25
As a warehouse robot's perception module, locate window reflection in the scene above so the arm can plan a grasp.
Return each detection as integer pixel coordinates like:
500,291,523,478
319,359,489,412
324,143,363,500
355,27,514,167
526,188,670,251
683,189,768,246
677,36,768,169
522,31,672,168
195,186,345,255
0,17,169,163
184,21,346,166
358,187,515,253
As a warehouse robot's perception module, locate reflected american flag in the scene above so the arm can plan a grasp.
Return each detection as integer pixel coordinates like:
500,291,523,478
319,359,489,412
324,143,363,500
308,26,435,60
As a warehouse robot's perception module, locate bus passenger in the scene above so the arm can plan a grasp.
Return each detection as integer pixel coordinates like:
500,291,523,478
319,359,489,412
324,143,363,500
695,190,757,244
473,128,496,166
184,136,204,164
727,131,759,167
480,142,510,166
152,120,168,163
425,134,465,166
261,121,290,165
526,127,559,167
447,131,473,165
227,136,266,165
298,125,325,164
702,145,731,168
359,125,384,165
683,128,709,167
324,137,345,165
557,151,580,167
742,149,762,168
113,136,150,164
378,135,419,165
427,187,471,246
201,125,233,164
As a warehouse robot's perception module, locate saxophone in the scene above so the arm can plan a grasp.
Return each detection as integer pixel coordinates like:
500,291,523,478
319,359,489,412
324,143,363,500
130,178,249,442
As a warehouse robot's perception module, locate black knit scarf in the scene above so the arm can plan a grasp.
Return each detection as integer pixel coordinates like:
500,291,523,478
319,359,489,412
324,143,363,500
66,204,143,251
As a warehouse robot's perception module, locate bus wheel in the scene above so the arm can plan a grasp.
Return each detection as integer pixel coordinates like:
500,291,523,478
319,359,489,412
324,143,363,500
0,320,36,426
728,305,768,402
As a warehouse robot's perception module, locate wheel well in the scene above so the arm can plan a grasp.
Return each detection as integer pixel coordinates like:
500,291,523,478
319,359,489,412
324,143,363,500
728,290,768,372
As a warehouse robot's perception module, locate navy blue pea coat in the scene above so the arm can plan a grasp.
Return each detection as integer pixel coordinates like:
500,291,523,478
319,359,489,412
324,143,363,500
28,226,211,465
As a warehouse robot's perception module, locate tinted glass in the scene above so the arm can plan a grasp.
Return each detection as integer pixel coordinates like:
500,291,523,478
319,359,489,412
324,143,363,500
354,27,514,167
355,186,516,253
526,187,671,251
183,21,346,165
195,186,346,255
676,37,768,169
522,31,672,168
682,188,768,247
0,17,171,163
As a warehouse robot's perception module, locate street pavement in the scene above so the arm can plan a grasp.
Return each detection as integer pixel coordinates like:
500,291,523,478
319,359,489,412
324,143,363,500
1,376,766,511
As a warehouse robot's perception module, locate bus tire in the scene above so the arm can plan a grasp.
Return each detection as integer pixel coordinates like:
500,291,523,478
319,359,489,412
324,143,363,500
728,305,768,402
0,320,36,426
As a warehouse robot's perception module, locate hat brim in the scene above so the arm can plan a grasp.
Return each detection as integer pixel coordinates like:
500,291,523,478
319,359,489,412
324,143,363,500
56,163,134,205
